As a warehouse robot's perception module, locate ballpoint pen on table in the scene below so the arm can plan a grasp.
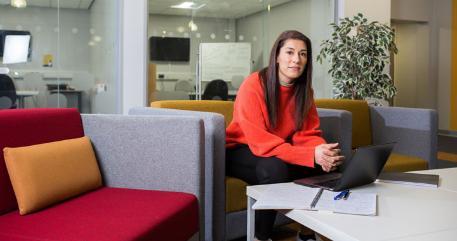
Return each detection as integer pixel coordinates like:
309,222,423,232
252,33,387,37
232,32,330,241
310,188,324,208
343,190,350,200
334,190,350,200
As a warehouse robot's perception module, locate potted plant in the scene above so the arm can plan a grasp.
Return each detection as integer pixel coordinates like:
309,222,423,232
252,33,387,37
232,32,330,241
317,13,398,105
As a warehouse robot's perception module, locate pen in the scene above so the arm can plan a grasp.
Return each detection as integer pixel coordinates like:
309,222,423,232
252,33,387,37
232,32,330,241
343,190,350,200
310,188,323,208
334,190,349,200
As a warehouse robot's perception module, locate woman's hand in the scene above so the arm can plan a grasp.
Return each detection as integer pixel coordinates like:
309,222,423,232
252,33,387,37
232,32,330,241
314,143,345,172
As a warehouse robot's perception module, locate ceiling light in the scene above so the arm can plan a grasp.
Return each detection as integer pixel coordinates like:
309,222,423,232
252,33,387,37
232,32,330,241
188,20,198,32
171,1,206,10
11,0,27,8
171,2,194,9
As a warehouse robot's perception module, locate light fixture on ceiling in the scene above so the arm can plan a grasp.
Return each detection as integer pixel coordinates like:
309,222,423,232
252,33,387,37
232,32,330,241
11,0,27,8
171,1,206,10
188,20,198,32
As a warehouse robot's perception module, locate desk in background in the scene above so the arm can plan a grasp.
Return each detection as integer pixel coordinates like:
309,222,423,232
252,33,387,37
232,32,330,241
49,90,82,112
16,90,39,108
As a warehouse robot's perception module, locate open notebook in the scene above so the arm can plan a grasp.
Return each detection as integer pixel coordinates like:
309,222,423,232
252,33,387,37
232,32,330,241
252,183,377,216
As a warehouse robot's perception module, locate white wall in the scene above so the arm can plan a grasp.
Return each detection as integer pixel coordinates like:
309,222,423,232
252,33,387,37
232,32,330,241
391,0,452,130
393,22,430,109
432,0,452,130
342,0,391,25
120,0,148,114
0,6,91,71
90,0,121,114
391,0,431,22
148,14,235,88
236,0,335,98
438,28,451,130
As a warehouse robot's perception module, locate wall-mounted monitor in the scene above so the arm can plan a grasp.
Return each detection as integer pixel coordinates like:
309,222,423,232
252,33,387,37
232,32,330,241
0,30,32,64
149,36,190,62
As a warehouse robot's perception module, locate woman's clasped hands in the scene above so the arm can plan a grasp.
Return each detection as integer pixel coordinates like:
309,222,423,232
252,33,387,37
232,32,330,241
314,143,345,172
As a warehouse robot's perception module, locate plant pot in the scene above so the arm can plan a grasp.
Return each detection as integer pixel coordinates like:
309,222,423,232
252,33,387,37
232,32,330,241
365,97,389,107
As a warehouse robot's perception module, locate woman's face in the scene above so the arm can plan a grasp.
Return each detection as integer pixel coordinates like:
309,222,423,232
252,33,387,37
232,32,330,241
276,39,307,84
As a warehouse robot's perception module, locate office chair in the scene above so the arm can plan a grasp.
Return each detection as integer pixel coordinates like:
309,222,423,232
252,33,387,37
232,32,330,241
202,79,228,101
174,79,194,92
47,93,68,108
0,74,17,109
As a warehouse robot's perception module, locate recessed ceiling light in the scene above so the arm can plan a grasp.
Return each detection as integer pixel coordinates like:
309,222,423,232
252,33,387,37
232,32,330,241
171,1,206,10
11,0,27,8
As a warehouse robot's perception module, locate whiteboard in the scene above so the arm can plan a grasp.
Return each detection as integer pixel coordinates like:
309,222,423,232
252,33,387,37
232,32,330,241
198,42,251,83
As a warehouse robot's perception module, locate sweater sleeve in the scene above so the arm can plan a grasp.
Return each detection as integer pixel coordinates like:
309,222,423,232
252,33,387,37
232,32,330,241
234,87,317,167
291,103,326,148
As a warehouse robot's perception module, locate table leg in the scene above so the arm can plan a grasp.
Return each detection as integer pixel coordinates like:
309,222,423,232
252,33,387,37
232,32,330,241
247,196,255,241
17,96,25,108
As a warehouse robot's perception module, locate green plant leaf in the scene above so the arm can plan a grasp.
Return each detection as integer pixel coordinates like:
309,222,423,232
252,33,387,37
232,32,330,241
317,13,397,100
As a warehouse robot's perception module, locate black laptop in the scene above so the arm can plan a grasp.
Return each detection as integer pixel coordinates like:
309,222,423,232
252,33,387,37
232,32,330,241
294,143,395,191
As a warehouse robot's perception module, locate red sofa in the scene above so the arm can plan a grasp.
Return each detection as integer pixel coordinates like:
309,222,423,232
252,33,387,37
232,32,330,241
0,109,203,241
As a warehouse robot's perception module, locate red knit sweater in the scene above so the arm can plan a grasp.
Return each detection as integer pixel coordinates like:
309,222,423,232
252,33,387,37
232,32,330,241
226,72,326,167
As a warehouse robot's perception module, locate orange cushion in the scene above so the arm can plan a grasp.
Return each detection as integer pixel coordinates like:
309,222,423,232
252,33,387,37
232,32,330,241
151,100,234,127
3,136,102,215
382,152,428,172
316,99,372,148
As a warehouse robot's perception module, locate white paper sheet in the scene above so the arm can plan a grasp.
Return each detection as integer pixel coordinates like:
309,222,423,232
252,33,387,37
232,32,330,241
315,190,377,216
252,184,321,210
252,184,377,216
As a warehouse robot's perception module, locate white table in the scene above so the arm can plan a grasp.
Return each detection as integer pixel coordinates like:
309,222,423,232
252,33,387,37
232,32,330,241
246,168,457,241
16,90,39,108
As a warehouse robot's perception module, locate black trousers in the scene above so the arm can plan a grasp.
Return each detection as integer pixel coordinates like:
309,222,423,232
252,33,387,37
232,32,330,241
226,145,323,240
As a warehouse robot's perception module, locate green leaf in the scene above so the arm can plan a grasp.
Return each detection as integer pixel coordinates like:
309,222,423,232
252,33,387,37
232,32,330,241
317,13,397,100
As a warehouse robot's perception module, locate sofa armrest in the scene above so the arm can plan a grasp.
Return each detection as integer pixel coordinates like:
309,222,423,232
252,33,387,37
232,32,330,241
317,108,352,161
81,114,204,196
370,106,438,168
128,107,225,241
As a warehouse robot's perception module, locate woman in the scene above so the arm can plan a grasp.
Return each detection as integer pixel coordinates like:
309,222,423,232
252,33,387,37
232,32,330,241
226,30,344,241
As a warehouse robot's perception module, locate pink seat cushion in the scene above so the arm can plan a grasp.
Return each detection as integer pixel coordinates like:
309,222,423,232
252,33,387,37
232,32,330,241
0,187,199,241
0,108,84,214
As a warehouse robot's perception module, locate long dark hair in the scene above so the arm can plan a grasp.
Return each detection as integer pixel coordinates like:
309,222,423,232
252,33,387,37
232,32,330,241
259,30,314,131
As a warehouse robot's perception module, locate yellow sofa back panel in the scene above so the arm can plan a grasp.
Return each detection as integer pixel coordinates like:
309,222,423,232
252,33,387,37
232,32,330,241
151,100,234,127
316,99,372,148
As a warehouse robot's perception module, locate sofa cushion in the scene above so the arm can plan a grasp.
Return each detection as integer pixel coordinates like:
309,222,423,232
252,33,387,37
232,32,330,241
0,108,84,215
4,136,102,215
226,176,248,213
0,187,199,241
383,152,428,172
315,99,372,148
151,100,234,127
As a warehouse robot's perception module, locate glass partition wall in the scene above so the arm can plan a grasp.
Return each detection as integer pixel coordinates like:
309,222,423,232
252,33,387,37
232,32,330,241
0,0,120,113
148,0,336,102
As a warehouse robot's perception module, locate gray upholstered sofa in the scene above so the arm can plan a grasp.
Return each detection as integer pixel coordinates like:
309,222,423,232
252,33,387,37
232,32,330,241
0,109,204,241
315,99,438,170
82,114,206,241
129,106,352,241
